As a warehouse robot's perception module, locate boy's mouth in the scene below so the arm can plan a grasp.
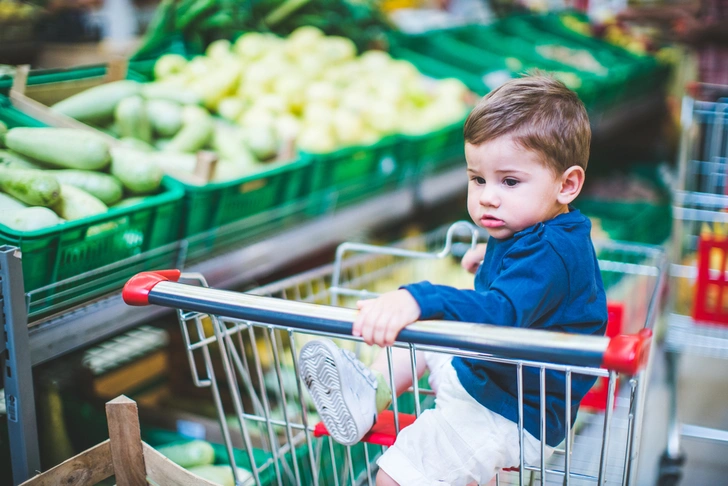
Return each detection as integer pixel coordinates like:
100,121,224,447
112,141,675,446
481,215,505,228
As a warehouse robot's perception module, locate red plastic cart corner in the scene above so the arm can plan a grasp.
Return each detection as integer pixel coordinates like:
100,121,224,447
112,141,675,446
601,329,652,375
122,270,181,306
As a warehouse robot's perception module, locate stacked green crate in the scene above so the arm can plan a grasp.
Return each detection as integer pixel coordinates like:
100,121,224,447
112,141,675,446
0,99,184,318
176,157,311,261
575,163,672,246
303,135,406,215
1,61,315,258
524,13,669,102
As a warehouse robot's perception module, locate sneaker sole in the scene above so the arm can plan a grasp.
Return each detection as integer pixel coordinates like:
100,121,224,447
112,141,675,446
299,340,364,446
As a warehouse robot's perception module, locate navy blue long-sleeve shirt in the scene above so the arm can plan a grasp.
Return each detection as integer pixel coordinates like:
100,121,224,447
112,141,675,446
403,209,607,447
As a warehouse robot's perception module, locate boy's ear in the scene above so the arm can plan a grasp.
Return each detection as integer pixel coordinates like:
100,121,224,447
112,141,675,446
557,166,585,205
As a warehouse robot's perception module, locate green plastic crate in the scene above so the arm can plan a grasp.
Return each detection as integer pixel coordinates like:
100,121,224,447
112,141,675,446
0,98,184,316
172,157,311,260
0,63,147,102
575,163,672,246
398,117,466,177
304,136,404,214
391,30,513,79
0,181,183,318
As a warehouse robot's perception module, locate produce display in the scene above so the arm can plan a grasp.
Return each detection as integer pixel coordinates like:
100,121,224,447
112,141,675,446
42,27,470,186
156,439,253,485
0,126,163,231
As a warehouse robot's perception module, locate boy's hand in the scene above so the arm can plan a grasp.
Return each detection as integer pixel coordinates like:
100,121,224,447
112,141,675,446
461,243,487,274
353,290,421,347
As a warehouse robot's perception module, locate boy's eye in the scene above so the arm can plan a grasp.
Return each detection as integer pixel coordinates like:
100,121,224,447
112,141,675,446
472,176,486,185
503,178,519,187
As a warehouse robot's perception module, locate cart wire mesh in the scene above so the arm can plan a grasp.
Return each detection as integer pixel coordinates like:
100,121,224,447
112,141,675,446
130,223,665,486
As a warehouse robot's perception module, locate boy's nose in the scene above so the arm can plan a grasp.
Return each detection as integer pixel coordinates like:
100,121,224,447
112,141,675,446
479,186,499,207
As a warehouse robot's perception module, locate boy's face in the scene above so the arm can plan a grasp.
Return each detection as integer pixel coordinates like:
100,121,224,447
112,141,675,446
466,137,569,240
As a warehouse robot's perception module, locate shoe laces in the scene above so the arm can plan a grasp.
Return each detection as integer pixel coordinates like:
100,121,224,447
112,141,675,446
341,348,377,386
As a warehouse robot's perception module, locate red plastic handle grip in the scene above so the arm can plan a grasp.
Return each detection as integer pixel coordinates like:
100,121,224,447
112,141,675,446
122,270,182,306
601,329,652,375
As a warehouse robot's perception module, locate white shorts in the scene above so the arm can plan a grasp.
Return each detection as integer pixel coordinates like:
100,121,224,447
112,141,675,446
376,352,553,486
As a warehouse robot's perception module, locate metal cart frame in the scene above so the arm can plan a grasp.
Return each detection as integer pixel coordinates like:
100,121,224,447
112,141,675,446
124,223,666,486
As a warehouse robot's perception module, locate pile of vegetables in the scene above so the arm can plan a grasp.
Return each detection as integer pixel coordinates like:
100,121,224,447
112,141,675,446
0,123,163,231
44,27,470,177
135,0,392,60
149,27,469,154
49,76,271,185
156,439,253,486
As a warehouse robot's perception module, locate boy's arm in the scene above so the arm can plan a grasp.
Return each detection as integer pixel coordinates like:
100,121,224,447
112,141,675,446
403,241,569,328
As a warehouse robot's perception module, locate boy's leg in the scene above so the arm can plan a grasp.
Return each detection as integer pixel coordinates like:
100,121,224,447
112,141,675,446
376,469,400,486
370,346,427,397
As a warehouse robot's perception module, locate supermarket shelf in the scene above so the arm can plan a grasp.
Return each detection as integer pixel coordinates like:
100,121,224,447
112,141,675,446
665,313,728,360
27,166,466,366
591,91,666,139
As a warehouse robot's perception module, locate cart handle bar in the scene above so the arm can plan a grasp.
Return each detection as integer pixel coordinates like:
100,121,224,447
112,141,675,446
123,271,651,375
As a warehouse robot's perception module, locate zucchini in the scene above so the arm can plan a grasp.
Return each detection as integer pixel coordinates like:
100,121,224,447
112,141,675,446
5,128,111,170
243,125,278,161
0,149,46,170
144,150,197,174
112,196,147,208
52,170,123,205
212,124,256,165
147,99,183,137
120,137,155,152
0,167,61,206
51,80,142,123
154,138,172,151
164,105,213,153
141,82,202,105
115,96,152,143
156,440,215,468
212,160,254,182
110,147,164,194
0,207,61,231
53,184,108,220
0,192,27,210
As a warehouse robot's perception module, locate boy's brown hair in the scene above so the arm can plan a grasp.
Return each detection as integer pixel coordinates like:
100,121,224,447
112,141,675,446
463,74,591,173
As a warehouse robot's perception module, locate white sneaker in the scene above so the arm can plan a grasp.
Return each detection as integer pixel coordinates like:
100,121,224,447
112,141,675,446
298,338,378,446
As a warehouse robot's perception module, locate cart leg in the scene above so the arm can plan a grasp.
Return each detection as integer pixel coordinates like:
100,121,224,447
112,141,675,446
658,348,686,486
1,247,41,485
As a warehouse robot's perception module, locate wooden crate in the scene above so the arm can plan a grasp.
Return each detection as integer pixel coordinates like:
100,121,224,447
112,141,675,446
20,395,218,486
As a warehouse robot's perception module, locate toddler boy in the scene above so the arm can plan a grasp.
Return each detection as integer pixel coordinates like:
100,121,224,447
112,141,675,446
299,75,607,485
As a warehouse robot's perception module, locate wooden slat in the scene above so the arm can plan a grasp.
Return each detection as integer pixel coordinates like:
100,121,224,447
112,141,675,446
8,64,120,146
194,150,219,184
142,442,220,486
105,57,129,83
106,396,147,486
19,440,114,486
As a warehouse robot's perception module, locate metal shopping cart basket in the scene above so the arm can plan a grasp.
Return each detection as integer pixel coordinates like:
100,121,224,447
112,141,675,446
123,222,666,486
661,83,728,484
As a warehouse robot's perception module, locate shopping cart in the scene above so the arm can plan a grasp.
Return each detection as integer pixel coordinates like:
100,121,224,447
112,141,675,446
662,83,728,484
123,222,666,486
